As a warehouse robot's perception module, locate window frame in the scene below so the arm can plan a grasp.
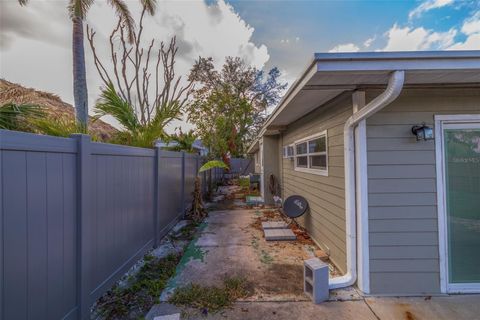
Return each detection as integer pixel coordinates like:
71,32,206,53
293,130,328,176
282,145,295,158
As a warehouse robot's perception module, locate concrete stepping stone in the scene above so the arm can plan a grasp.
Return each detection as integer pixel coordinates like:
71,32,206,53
146,303,181,320
262,221,289,229
264,228,296,241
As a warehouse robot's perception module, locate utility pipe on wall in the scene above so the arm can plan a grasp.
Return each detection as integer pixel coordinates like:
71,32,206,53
329,70,405,289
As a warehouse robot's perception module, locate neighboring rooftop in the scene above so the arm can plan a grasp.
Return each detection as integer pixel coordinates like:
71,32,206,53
0,79,117,140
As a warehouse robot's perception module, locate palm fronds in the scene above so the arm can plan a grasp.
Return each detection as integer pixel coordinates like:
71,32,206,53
165,129,197,153
95,82,139,131
68,0,95,19
32,117,84,137
95,84,181,148
107,0,135,42
0,103,43,130
199,160,228,173
141,0,156,15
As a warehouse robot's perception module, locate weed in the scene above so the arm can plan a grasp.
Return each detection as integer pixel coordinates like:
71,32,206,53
168,277,250,313
96,254,180,319
169,221,199,241
260,250,274,264
251,236,259,250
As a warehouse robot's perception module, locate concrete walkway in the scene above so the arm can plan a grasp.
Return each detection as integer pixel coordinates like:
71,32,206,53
158,191,480,319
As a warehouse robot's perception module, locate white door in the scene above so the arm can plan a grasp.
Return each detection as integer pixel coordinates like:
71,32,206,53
436,115,480,293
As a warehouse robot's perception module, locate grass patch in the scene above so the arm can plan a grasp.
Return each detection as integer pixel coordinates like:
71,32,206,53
170,221,199,241
238,176,250,188
260,250,274,264
96,254,180,319
168,277,250,313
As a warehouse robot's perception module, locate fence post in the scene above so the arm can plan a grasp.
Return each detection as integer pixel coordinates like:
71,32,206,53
71,134,92,320
181,151,186,218
153,147,160,247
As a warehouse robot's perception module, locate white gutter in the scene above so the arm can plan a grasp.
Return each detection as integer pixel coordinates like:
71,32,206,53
329,70,405,289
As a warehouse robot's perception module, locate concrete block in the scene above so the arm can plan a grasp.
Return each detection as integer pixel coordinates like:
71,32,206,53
304,258,329,304
153,315,180,320
262,221,289,229
146,303,181,320
264,228,296,241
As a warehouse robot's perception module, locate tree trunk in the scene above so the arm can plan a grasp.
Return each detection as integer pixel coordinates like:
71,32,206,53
72,17,88,130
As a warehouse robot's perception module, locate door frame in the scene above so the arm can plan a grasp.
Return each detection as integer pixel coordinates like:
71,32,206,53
435,114,480,293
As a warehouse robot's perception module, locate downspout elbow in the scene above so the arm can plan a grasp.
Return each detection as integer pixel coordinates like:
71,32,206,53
329,70,405,290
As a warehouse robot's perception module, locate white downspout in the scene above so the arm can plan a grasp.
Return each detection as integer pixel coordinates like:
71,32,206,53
329,70,405,289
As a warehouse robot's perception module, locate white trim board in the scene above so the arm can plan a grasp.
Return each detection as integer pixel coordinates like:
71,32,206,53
293,130,329,176
435,114,480,294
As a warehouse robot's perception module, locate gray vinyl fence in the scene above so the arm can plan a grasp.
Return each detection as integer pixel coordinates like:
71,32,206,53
0,130,202,320
229,158,254,176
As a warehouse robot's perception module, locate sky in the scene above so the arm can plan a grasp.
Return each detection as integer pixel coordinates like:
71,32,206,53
0,0,479,132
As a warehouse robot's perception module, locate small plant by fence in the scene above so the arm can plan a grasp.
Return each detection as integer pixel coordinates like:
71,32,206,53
0,130,230,320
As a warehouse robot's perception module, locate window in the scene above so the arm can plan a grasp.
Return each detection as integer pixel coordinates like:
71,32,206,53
294,131,328,175
282,145,294,158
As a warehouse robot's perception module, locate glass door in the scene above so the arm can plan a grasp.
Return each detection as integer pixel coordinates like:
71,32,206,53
443,123,480,288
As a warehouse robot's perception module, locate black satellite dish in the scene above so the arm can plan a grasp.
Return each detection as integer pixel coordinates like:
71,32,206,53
283,195,309,218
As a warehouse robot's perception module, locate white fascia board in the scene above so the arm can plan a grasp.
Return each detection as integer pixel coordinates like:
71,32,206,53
259,57,319,137
316,59,480,73
314,50,480,61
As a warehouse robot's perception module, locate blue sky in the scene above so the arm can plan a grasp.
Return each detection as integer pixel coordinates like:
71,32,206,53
229,0,479,79
1,0,479,131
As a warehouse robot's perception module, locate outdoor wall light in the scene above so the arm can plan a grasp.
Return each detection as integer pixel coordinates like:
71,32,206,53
411,123,434,141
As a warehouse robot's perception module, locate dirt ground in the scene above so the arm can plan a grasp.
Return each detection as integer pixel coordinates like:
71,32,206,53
160,185,354,303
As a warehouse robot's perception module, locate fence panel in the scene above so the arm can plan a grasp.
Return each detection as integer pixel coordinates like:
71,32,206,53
158,150,184,238
0,130,199,320
0,131,78,320
89,143,156,303
184,153,198,210
230,157,254,175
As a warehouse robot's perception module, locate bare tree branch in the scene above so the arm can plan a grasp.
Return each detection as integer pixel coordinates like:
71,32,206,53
87,7,194,131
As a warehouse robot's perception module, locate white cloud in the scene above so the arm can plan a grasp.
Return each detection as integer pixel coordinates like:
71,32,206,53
383,24,457,51
0,0,270,132
363,36,376,48
461,11,480,35
449,11,480,49
328,43,360,53
408,0,455,20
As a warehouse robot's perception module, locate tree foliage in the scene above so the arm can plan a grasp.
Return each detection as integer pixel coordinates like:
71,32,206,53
187,57,286,160
164,129,198,153
88,7,194,148
95,83,181,148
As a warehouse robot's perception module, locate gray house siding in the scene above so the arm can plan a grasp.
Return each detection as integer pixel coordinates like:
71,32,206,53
262,135,281,204
366,88,480,295
281,93,353,272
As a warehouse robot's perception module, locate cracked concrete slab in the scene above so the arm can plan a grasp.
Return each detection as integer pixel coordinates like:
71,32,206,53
160,208,328,302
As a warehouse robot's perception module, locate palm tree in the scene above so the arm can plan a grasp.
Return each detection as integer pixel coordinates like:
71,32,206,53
165,129,198,153
95,82,183,148
18,0,156,130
